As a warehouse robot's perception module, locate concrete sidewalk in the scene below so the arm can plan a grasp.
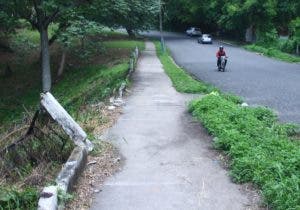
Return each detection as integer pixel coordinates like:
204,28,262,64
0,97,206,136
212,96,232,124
90,42,258,210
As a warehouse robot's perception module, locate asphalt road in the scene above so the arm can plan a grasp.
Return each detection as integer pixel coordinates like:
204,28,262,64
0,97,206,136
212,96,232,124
147,32,300,124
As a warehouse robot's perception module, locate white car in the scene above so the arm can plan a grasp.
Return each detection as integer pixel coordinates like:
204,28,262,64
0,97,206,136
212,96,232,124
198,34,213,44
186,27,202,36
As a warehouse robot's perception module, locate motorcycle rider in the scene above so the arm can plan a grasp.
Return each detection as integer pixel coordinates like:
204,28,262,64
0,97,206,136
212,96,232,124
216,46,227,67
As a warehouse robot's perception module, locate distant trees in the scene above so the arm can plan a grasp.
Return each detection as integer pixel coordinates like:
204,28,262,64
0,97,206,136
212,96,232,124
164,0,300,44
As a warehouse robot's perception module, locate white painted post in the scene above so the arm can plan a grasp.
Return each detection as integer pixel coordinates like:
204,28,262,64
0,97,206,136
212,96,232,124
135,47,139,60
130,58,134,72
40,92,93,151
38,186,58,210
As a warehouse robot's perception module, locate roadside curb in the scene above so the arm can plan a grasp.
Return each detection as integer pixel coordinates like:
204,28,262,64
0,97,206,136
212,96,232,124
37,46,140,210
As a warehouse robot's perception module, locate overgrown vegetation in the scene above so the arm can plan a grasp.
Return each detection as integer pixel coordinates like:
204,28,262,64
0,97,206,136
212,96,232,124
244,44,300,63
154,41,215,93
0,53,140,210
0,24,144,209
0,187,38,210
189,92,300,210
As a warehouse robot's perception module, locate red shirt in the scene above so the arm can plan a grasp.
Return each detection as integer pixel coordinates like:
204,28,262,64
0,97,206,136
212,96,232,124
216,50,226,58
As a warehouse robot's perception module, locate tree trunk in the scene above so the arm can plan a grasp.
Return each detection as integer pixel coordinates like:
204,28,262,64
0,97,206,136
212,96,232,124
40,27,52,93
126,28,135,38
57,50,66,78
296,44,299,55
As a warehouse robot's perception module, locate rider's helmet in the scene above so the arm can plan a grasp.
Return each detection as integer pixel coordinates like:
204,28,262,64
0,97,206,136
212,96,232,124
219,46,224,51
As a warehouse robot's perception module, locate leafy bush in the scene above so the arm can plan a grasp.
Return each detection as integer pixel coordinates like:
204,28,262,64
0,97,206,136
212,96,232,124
0,187,38,210
10,29,39,63
256,28,278,46
277,39,297,54
189,94,300,210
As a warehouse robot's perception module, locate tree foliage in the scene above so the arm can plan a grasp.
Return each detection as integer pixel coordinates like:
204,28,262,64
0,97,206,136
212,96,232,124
0,0,159,92
164,0,300,41
86,0,159,36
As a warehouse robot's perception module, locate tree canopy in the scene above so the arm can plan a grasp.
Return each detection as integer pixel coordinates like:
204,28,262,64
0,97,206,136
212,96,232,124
0,0,159,92
85,0,159,36
164,0,300,41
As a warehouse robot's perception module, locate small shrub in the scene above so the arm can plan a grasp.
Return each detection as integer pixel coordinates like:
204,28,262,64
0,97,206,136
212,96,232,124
0,187,38,210
277,39,296,54
256,29,278,46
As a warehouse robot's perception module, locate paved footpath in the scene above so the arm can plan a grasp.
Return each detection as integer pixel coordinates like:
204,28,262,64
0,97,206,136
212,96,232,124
90,42,258,210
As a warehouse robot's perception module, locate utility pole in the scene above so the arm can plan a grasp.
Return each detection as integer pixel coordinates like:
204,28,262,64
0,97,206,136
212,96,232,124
159,0,165,53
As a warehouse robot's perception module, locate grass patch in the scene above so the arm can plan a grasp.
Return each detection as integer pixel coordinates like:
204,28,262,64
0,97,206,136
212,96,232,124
0,29,144,129
0,187,38,210
104,40,145,51
13,24,58,45
189,92,300,210
244,44,300,63
0,59,131,129
154,41,215,93
54,62,130,116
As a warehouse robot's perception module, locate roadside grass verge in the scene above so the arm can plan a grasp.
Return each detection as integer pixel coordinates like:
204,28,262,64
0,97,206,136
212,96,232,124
154,41,216,93
244,44,300,63
104,40,145,50
189,93,300,210
154,40,300,209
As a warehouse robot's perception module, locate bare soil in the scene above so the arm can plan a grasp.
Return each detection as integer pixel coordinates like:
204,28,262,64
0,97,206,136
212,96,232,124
65,142,122,210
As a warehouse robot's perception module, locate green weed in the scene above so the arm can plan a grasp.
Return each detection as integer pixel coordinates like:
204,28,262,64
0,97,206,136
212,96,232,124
244,44,300,63
154,41,216,93
57,189,73,206
189,93,300,210
0,187,38,210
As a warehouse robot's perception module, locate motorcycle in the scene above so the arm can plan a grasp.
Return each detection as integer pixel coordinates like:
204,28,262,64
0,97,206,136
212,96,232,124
218,56,228,72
